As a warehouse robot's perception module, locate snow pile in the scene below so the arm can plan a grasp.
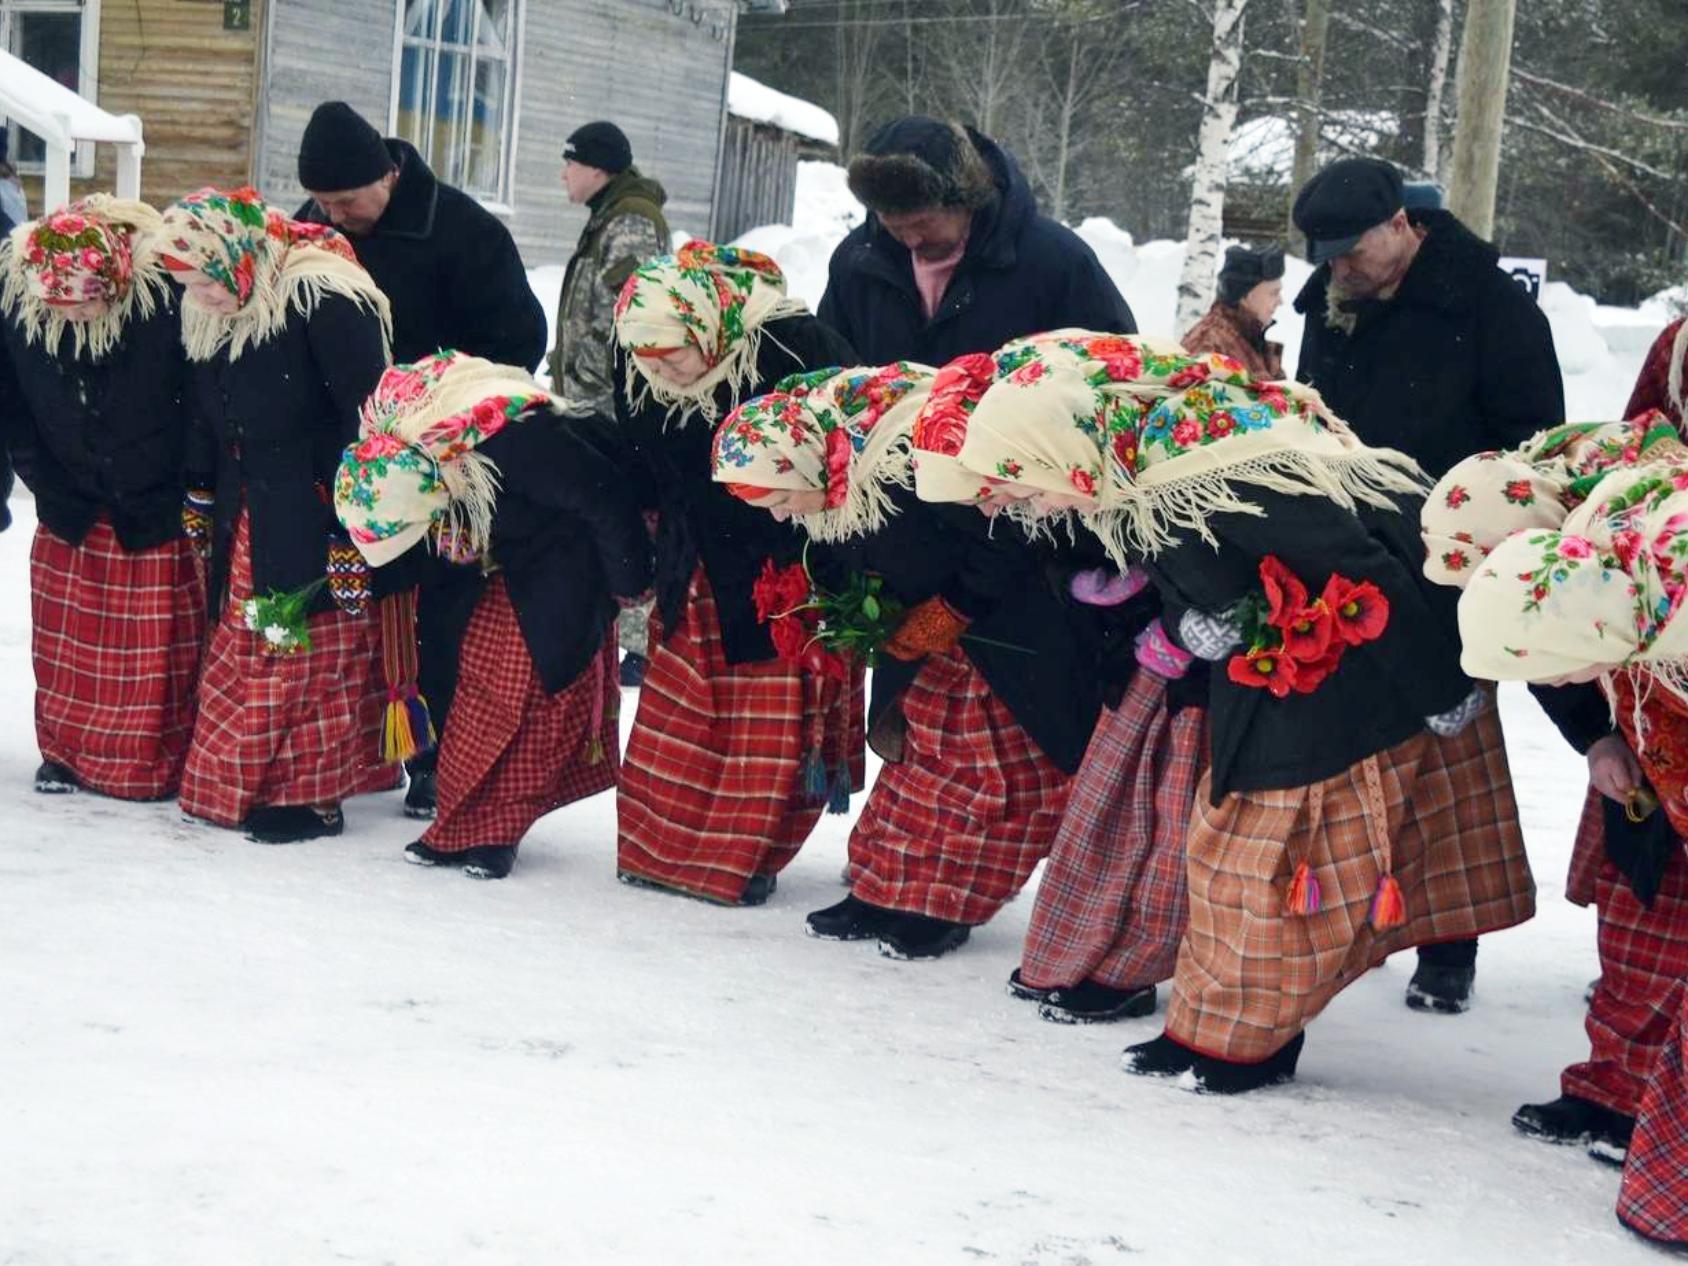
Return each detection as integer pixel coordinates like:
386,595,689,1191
728,71,839,147
733,161,863,307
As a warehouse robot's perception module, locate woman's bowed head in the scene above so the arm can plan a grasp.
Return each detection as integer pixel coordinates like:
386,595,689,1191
1226,556,1390,699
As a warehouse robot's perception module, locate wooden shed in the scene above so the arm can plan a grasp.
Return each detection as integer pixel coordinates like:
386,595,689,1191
712,71,836,243
4,0,776,264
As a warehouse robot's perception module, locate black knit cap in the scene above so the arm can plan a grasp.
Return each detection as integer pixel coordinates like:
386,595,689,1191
1217,244,1286,305
1292,157,1405,264
564,122,632,174
297,101,395,193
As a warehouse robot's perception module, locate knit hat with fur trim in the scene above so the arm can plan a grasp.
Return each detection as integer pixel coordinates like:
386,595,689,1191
847,117,997,216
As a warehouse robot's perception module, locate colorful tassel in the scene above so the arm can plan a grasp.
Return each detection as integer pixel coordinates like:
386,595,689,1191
1285,860,1321,915
376,588,435,763
381,685,437,764
800,746,827,803
1369,873,1407,930
825,764,852,814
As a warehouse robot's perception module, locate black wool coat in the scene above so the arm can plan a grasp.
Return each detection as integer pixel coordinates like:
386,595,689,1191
1149,489,1470,803
186,294,388,613
1294,209,1566,478
817,128,1136,365
614,312,858,666
298,140,547,371
819,491,1101,775
3,304,188,550
423,415,653,693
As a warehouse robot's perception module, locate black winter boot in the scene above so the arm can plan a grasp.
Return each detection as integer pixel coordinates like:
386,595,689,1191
403,768,438,820
807,894,895,941
876,912,971,961
1039,981,1157,1025
461,844,517,880
1513,1094,1635,1162
1121,1033,1200,1079
1187,1032,1306,1095
244,804,344,844
34,760,78,794
738,873,778,907
1407,939,1478,1013
1007,968,1054,1003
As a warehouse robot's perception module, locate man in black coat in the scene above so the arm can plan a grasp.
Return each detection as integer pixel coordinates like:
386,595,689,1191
1292,156,1565,1016
818,117,1135,364
296,101,550,818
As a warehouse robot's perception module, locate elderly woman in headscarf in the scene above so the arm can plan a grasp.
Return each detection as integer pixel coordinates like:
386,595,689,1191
334,352,650,879
913,329,1534,1093
1429,433,1688,1167
712,361,1100,959
905,340,1211,1024
0,194,205,800
159,186,396,844
609,242,865,907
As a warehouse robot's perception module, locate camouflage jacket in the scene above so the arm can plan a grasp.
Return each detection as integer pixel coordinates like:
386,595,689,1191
550,167,670,411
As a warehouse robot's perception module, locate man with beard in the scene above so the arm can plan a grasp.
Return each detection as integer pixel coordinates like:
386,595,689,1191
1292,156,1563,1015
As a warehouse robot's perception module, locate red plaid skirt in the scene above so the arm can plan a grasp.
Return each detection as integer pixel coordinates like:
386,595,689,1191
1620,980,1688,1245
848,646,1071,925
616,569,865,904
1567,786,1604,908
178,512,396,827
1563,855,1688,1116
424,577,619,850
30,521,206,799
1018,669,1207,991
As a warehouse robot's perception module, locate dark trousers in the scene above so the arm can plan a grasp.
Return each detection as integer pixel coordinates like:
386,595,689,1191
406,558,485,776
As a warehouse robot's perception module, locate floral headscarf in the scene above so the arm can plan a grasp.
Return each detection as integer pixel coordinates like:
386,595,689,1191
0,195,171,361
334,351,556,567
614,241,809,423
160,186,392,363
711,361,935,542
1458,464,1688,709
912,330,1424,564
1421,417,1685,588
909,353,995,504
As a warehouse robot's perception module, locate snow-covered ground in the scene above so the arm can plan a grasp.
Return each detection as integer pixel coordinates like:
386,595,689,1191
0,491,1660,1263
3,171,1671,1264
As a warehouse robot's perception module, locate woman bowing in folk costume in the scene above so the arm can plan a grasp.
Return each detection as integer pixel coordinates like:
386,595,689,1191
0,195,205,800
907,339,1211,1023
160,186,397,844
915,329,1533,1091
610,243,864,907
335,352,651,880
713,363,1100,959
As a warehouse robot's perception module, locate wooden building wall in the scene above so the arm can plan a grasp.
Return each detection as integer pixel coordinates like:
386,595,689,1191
18,0,734,267
509,0,734,263
21,0,263,211
711,117,798,244
254,0,396,214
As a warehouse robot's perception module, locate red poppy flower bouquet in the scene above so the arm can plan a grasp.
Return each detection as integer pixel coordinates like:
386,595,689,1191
1225,556,1390,697
752,552,906,680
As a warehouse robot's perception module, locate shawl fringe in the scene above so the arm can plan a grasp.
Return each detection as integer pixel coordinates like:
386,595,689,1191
621,296,809,427
1091,446,1428,566
797,420,914,543
181,249,393,363
0,204,174,363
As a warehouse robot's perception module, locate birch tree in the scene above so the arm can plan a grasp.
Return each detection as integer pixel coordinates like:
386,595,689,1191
1176,0,1251,335
1422,0,1455,180
1447,0,1518,238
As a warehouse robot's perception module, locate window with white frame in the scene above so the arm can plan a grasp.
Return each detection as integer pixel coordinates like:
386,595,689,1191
392,0,519,205
2,0,101,178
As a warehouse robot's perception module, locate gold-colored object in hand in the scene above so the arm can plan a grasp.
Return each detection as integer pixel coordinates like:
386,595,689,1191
1626,786,1661,824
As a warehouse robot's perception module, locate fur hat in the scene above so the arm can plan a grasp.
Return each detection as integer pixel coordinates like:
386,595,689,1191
846,117,997,217
1217,244,1285,305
